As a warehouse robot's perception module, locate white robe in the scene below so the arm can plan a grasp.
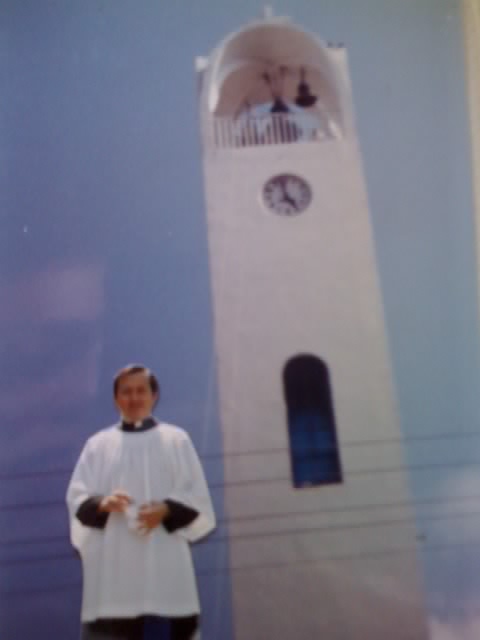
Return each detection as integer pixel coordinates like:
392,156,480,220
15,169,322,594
66,422,216,622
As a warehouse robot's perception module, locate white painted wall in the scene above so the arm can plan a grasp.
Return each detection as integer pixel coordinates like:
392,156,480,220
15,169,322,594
198,18,430,640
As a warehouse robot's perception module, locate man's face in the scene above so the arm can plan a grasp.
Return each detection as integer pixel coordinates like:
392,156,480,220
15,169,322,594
114,372,158,422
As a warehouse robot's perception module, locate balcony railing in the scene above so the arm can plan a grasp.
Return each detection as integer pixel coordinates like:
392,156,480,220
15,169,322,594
210,112,338,149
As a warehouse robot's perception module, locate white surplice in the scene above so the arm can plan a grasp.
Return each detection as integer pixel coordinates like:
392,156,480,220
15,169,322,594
66,423,215,622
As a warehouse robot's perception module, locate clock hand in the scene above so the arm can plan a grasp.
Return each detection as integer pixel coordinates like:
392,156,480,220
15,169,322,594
282,194,298,210
280,181,298,210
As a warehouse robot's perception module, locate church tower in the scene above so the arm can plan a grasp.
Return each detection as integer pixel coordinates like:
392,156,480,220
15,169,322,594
196,11,429,640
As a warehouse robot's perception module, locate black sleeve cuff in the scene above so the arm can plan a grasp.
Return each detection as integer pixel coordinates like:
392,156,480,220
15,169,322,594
163,499,199,533
76,496,110,529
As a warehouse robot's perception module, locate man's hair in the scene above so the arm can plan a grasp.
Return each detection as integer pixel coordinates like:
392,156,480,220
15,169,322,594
113,364,160,400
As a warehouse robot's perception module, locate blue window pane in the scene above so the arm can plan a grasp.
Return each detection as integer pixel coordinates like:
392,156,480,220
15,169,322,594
283,355,343,489
292,452,341,487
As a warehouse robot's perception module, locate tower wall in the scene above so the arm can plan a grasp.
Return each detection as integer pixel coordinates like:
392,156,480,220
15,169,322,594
198,21,430,639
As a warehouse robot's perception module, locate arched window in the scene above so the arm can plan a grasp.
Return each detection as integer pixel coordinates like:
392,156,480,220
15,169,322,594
283,355,342,488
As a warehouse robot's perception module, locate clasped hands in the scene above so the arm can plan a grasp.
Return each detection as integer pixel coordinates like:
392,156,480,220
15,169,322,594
99,490,170,534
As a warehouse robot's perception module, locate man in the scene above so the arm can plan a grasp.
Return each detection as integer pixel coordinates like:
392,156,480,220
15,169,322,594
66,364,216,640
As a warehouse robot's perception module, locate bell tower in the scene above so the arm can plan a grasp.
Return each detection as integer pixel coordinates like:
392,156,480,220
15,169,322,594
196,12,429,640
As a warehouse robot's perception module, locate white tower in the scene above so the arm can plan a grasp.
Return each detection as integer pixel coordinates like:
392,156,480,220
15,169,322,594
196,13,429,640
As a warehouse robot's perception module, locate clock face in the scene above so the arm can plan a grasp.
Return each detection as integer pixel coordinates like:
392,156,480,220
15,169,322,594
262,174,312,216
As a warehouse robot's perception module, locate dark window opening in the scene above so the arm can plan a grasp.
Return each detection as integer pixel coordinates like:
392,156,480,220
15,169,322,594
283,355,342,488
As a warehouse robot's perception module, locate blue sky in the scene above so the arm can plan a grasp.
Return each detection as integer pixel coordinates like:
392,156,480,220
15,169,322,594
1,0,478,638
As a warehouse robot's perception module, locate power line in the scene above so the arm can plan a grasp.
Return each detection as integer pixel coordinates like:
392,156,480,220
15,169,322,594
0,551,76,567
223,493,480,522
203,509,480,545
0,534,67,547
1,582,82,598
203,461,480,489
2,540,480,598
212,460,480,488
0,499,64,512
197,540,480,577
2,508,480,567
2,428,480,481
2,492,480,547
1,458,480,514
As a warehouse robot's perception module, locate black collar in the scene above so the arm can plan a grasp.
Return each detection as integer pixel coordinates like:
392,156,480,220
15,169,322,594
120,416,158,433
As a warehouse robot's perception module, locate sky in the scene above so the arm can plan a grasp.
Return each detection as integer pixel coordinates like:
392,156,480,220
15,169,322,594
1,0,479,638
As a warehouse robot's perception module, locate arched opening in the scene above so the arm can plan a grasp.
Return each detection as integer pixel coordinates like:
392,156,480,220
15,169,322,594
204,20,344,148
283,354,342,488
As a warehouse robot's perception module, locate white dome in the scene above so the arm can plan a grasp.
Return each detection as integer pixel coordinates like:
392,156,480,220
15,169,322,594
205,18,344,129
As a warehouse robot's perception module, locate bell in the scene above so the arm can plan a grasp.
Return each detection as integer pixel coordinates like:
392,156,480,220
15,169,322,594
295,83,318,108
270,97,290,114
295,68,318,108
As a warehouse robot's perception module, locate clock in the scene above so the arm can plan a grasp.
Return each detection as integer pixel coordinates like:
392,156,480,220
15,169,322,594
262,174,312,216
